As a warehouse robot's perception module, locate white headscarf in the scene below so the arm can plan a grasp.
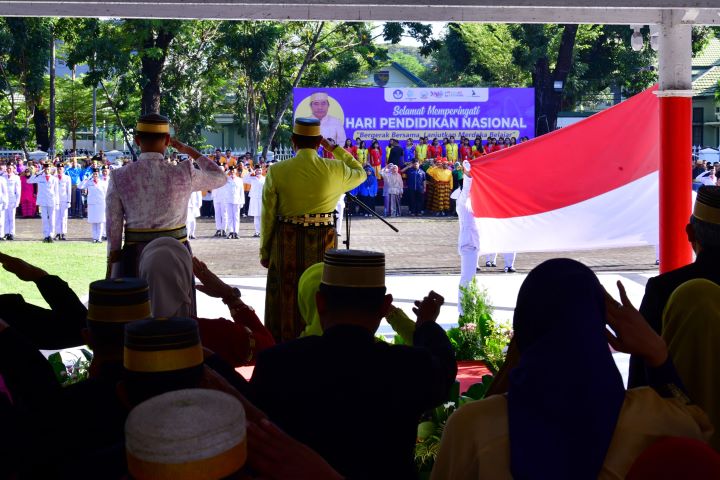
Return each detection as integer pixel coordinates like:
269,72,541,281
138,237,193,318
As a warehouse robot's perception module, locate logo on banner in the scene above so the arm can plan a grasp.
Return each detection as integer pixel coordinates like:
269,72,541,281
392,89,403,99
374,71,390,87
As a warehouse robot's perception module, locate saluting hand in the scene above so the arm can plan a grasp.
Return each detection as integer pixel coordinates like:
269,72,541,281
0,252,48,282
413,290,444,326
604,281,668,367
320,138,335,152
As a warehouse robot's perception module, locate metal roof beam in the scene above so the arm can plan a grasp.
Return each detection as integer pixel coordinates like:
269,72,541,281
0,2,719,25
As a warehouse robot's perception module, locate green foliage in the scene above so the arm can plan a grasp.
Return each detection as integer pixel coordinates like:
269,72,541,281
414,375,495,474
48,349,93,386
425,23,530,87
388,51,427,78
445,279,511,372
0,17,53,150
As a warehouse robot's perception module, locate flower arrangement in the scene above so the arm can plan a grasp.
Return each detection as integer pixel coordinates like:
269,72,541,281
415,280,513,476
48,349,93,386
446,278,512,373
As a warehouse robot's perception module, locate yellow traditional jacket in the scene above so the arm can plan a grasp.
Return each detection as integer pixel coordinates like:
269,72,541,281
260,146,365,261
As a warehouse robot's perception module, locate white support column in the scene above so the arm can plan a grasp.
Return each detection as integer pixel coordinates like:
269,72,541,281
656,9,693,272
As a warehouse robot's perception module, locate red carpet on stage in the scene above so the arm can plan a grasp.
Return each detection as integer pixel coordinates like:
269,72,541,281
237,360,492,394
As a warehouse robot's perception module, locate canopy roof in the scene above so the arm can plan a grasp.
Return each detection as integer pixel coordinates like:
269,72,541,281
1,1,719,24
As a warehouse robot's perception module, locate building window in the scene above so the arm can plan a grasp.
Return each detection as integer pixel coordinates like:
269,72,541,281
693,125,704,147
693,107,704,124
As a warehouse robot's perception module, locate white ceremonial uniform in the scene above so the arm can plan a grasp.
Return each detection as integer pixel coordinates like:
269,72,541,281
456,172,480,315
225,176,245,234
243,174,265,235
0,176,7,238
186,191,202,238
27,173,60,238
55,173,72,236
4,173,20,237
80,176,108,241
213,179,228,233
485,252,517,269
335,194,346,237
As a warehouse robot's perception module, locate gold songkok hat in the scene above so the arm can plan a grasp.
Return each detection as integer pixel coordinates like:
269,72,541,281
87,278,151,324
125,388,247,480
124,317,203,374
136,113,170,134
293,117,321,137
693,186,720,225
321,249,385,288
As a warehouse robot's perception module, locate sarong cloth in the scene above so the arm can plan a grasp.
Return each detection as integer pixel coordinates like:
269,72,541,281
264,219,336,343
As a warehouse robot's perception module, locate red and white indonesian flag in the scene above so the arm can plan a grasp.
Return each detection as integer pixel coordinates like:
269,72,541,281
470,86,659,254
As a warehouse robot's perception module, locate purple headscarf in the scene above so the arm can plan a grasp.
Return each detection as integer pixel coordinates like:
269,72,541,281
508,259,625,479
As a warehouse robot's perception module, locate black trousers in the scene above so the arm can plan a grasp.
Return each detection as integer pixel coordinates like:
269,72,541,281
408,189,424,214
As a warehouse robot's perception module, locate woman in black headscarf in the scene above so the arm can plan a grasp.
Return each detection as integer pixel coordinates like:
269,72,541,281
431,259,711,480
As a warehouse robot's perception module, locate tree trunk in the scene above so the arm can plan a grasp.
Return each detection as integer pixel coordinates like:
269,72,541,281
139,29,175,115
34,108,51,152
49,33,56,157
72,128,77,152
141,56,164,115
261,22,325,159
534,24,578,136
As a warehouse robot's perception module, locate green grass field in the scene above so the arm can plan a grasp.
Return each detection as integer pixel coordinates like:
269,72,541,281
0,242,107,307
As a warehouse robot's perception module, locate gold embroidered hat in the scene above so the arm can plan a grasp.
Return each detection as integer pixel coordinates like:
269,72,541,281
293,117,321,137
123,317,203,374
321,249,385,288
125,388,247,480
693,186,720,225
136,113,170,134
87,278,151,324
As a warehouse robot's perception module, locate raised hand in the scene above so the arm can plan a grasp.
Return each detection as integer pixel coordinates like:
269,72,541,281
604,281,667,367
413,290,445,326
0,252,47,282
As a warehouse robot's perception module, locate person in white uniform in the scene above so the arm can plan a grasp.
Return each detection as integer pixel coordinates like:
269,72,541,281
3,163,20,240
100,166,110,240
79,168,108,243
484,252,517,273
455,161,481,315
27,162,59,242
54,163,72,241
243,167,265,237
224,165,245,239
0,172,7,241
186,190,202,239
213,171,228,237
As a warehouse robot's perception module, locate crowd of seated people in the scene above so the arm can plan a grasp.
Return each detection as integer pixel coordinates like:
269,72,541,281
1,187,720,479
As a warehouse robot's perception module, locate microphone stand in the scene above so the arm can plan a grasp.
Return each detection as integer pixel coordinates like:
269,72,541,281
342,192,398,249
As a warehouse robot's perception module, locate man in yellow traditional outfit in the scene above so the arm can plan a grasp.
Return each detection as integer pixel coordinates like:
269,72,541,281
260,117,365,342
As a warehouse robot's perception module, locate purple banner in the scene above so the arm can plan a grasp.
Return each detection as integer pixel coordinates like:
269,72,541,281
293,87,535,145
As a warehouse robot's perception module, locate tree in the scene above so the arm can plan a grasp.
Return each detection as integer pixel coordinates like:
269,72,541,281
424,23,529,87
0,17,53,153
508,24,579,135
63,18,188,115
55,75,95,152
388,50,427,78
161,21,227,147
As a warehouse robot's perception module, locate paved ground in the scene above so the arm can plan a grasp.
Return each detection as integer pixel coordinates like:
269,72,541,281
8,213,660,277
